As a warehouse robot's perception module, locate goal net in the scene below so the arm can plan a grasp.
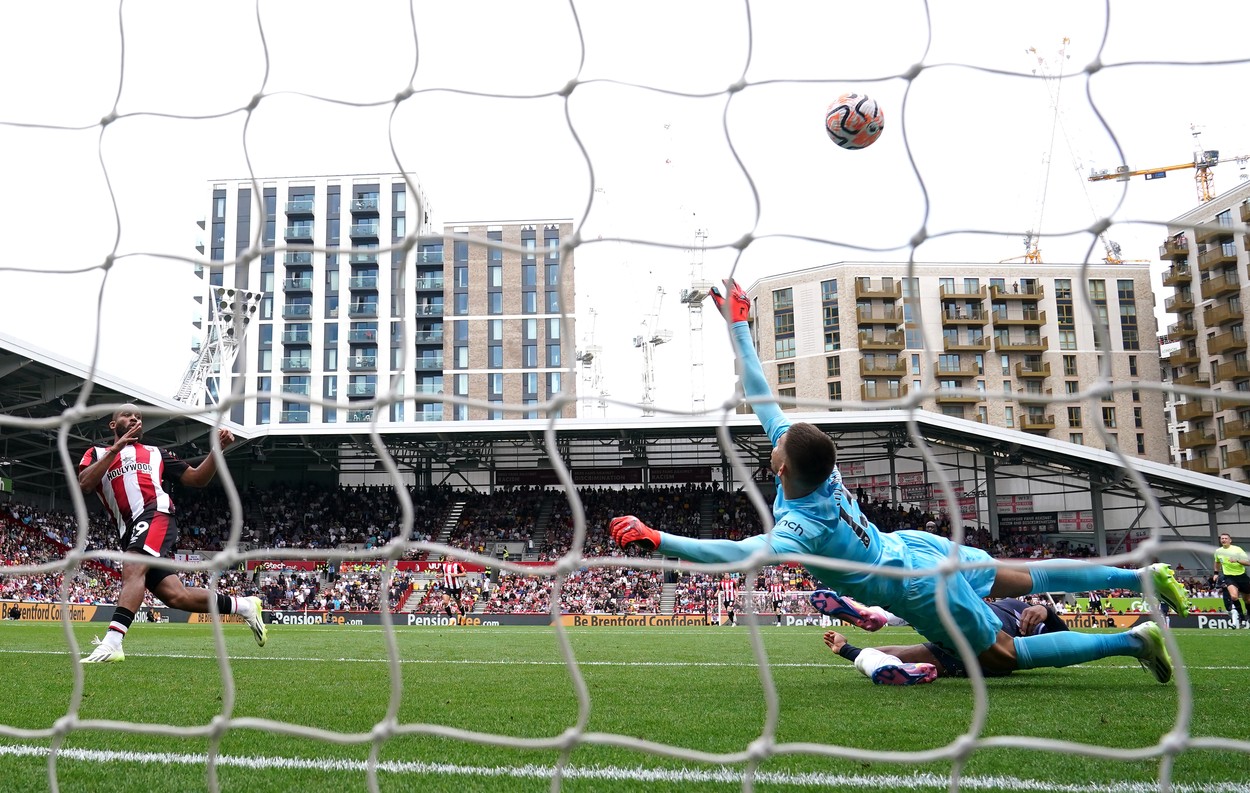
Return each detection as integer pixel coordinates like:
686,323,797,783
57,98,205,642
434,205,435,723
2,1,1249,791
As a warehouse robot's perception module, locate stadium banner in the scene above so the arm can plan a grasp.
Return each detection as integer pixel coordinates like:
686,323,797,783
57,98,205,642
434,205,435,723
995,494,1034,514
899,483,932,502
1057,510,1094,532
494,467,644,486
647,465,712,484
1,601,100,622
997,511,1059,533
245,559,489,573
559,614,711,627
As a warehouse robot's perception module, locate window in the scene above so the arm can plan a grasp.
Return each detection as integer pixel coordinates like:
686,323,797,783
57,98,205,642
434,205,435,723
456,346,468,368
1065,380,1078,394
489,319,503,342
454,266,468,289
546,263,560,286
827,356,840,377
825,331,840,351
1004,406,1014,427
1063,355,1077,376
939,277,955,294
1117,279,1135,301
523,372,539,396
488,374,503,397
547,344,561,367
1056,303,1074,327
523,291,537,314
524,343,539,370
489,264,503,287
911,354,920,375
774,312,795,335
547,318,561,339
778,362,796,384
454,320,468,342
454,374,469,396
547,372,562,396
1067,406,1082,427
827,382,842,403
1134,407,1143,428
489,346,503,368
489,292,503,314
1069,433,1083,445
1000,354,1010,376
776,337,796,359
454,293,468,315
546,291,560,313
1102,407,1117,428
1129,355,1138,376
487,230,503,263
1132,389,1140,403
1088,279,1106,301
522,264,537,286
821,279,837,301
773,288,793,310
1054,279,1071,300
523,319,538,341
778,387,796,402
1059,330,1077,350
1136,434,1145,454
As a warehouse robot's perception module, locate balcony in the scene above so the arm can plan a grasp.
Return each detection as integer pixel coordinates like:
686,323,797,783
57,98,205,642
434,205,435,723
1172,371,1210,388
413,383,444,395
989,284,1045,300
935,388,981,404
415,408,444,422
1178,428,1217,449
415,275,445,290
418,250,444,265
1208,330,1247,356
1019,414,1056,432
348,303,378,318
283,276,312,291
1216,359,1250,382
282,303,313,320
1014,361,1051,378
347,409,375,423
859,383,908,402
415,303,444,317
943,336,992,352
941,308,989,326
1224,418,1250,439
284,251,313,265
347,355,378,371
346,383,376,399
855,307,903,325
860,359,908,376
281,383,310,396
1159,236,1189,260
1164,293,1195,313
1204,303,1244,327
1167,319,1197,339
279,410,310,423
1017,388,1053,404
284,225,314,241
282,330,311,344
348,252,378,264
854,280,902,300
417,357,444,370
1175,400,1214,423
857,331,905,351
349,223,380,240
348,329,379,343
1167,348,1199,367
1162,263,1192,287
939,285,987,300
1241,202,1250,224
936,361,982,378
350,198,380,214
284,199,314,215
415,330,444,344
349,275,379,290
992,309,1046,327
280,357,312,372
1198,244,1238,272
994,336,1048,353
1228,449,1250,469
1182,457,1220,475
1195,218,1236,246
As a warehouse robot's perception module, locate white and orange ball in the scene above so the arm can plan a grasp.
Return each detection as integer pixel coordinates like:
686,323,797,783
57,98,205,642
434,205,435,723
825,92,884,150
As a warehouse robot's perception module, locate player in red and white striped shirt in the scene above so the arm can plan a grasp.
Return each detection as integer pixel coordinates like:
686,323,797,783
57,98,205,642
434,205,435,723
76,404,267,663
440,559,465,617
720,577,737,626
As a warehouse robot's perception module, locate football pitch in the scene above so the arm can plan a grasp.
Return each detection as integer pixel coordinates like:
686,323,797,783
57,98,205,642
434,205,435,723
0,622,1246,793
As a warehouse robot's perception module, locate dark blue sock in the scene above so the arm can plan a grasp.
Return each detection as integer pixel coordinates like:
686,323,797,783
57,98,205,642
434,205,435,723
1028,560,1139,594
1013,630,1141,669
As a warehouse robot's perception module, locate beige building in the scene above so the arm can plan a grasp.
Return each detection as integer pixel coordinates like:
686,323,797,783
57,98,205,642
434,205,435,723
744,262,1170,463
191,174,575,428
1160,180,1250,479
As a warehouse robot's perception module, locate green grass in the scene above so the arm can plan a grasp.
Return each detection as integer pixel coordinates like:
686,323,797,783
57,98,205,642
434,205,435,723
0,621,1246,792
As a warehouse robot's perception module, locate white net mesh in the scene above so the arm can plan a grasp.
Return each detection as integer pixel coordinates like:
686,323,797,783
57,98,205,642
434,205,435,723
3,1,1250,791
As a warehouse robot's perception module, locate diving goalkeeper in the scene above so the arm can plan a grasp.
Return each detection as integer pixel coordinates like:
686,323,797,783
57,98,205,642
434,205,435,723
609,279,1187,683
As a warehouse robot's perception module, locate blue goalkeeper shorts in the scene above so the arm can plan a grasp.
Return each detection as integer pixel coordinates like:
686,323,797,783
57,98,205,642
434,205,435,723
892,530,1002,656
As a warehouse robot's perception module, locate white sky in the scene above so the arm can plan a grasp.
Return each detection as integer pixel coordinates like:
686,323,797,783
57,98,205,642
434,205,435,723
1,0,1249,418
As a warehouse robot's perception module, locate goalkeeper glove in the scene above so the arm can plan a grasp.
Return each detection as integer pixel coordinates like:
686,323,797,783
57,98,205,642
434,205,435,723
609,515,660,552
709,279,751,323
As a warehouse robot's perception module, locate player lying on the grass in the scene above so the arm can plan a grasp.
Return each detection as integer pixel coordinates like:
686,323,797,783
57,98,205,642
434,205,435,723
817,594,1076,685
76,404,267,663
609,279,1185,684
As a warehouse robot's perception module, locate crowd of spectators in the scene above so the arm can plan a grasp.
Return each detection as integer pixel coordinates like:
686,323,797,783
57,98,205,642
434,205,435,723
446,487,546,554
480,566,664,614
544,484,711,558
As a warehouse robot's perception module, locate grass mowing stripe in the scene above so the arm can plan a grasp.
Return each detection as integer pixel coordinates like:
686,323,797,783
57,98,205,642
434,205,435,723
2,743,1244,793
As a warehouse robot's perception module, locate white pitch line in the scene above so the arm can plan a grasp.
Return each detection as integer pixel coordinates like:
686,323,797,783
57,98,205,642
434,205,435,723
0,743,1244,793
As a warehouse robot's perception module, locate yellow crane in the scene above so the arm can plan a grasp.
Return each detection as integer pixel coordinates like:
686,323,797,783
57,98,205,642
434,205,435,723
1088,126,1249,203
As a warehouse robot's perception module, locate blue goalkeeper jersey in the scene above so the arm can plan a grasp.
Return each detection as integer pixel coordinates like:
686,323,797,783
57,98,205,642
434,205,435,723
657,321,913,609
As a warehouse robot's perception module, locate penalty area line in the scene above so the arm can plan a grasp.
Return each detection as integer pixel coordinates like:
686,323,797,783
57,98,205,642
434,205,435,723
0,743,1241,792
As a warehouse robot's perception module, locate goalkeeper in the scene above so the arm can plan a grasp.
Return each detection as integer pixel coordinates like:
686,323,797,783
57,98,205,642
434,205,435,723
609,279,1187,683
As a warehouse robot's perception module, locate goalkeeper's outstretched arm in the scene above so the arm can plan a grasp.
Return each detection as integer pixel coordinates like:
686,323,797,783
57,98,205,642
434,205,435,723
609,515,803,563
711,280,789,445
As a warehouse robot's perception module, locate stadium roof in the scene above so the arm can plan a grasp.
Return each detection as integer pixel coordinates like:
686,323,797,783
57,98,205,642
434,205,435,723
2,332,1249,516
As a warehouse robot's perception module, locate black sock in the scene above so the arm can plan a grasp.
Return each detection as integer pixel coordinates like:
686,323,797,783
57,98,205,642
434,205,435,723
108,606,135,638
837,642,863,662
216,592,235,614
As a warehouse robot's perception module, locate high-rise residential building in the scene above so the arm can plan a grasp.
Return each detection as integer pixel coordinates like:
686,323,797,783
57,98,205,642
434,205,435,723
1160,180,1250,479
192,174,575,427
744,262,1169,463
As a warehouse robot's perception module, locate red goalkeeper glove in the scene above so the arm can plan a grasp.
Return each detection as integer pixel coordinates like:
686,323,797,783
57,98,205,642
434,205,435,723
709,279,751,323
609,515,660,552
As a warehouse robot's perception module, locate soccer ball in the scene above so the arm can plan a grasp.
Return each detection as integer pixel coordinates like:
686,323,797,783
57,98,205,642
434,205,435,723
825,92,884,150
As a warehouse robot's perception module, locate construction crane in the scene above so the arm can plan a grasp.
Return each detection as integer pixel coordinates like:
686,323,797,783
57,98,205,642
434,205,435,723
175,287,264,407
633,286,672,417
678,229,712,414
575,307,608,417
1088,124,1250,203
